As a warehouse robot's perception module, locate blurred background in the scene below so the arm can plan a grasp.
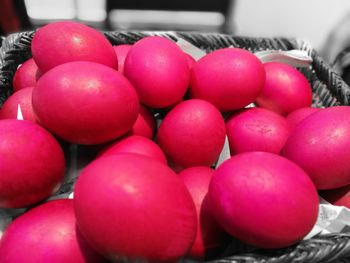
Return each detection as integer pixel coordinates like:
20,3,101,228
2,0,350,65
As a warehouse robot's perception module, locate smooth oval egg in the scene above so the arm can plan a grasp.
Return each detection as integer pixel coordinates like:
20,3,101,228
124,36,190,108
0,199,105,263
0,119,65,208
256,62,313,116
157,99,226,169
208,151,319,248
190,48,265,112
226,107,291,154
31,21,118,73
283,106,350,189
32,61,139,145
74,153,197,262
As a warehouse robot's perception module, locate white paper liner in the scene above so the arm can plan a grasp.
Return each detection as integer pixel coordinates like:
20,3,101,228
304,197,350,239
255,49,312,67
176,38,206,61
16,104,23,120
216,136,231,168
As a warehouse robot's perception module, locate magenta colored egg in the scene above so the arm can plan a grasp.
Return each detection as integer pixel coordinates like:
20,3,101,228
0,199,106,263
74,153,197,262
124,36,190,108
128,105,156,139
189,48,265,112
208,151,318,248
256,62,313,116
283,106,350,189
99,135,167,164
0,87,37,122
32,21,118,73
32,61,139,145
179,167,228,260
113,44,132,75
0,119,65,208
226,107,291,154
157,99,226,169
12,58,39,92
286,107,322,129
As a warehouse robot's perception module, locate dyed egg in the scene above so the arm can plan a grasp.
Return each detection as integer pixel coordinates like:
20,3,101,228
256,62,313,116
0,199,105,263
226,107,291,154
157,99,226,169
32,21,118,73
32,61,139,144
0,119,65,208
189,48,265,111
208,151,318,248
124,36,190,108
74,153,197,262
283,106,350,189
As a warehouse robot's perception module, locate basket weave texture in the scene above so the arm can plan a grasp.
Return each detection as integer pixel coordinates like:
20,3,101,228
1,31,350,263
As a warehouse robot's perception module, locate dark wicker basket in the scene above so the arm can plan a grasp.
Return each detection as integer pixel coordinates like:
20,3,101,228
1,31,350,263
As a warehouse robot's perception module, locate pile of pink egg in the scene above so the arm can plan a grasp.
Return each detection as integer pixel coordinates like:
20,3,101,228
0,20,349,263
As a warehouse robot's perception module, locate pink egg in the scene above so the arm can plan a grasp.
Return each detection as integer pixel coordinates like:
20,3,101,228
124,36,190,108
178,167,228,260
208,151,318,248
226,107,291,154
74,153,197,262
0,199,105,263
99,135,167,164
12,58,39,92
128,105,156,139
283,106,350,189
286,107,322,129
256,62,313,116
0,119,65,208
157,99,226,169
189,48,265,112
32,21,118,73
113,44,132,75
0,87,38,122
32,61,139,145
319,184,350,208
